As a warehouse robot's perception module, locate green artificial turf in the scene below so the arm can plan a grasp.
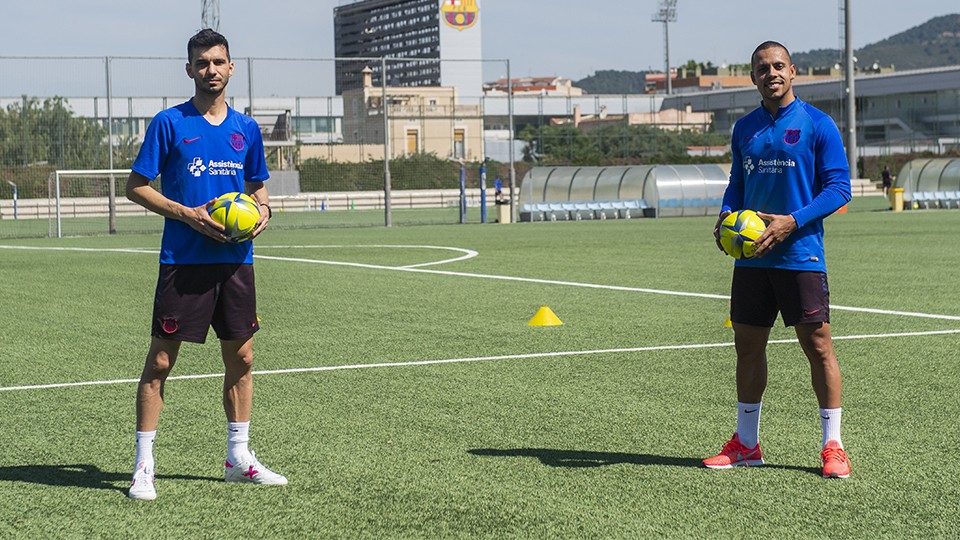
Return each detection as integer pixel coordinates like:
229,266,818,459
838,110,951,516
1,203,958,538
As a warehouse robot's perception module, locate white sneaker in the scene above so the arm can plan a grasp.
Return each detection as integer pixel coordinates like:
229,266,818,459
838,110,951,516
225,451,288,485
128,461,156,500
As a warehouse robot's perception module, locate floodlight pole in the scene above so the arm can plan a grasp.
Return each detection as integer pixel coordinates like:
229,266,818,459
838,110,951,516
843,0,858,178
201,0,220,31
664,20,672,95
652,0,678,95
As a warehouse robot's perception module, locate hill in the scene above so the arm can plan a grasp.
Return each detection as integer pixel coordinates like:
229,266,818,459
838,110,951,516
792,13,960,70
573,70,648,94
575,14,960,93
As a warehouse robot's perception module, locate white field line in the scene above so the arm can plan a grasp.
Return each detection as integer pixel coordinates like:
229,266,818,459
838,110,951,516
0,245,157,254
4,244,960,321
0,245,960,321
251,244,479,269
2,245,959,393
2,328,960,393
251,253,960,322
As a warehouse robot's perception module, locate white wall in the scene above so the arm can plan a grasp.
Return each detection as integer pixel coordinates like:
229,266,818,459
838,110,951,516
438,0,483,98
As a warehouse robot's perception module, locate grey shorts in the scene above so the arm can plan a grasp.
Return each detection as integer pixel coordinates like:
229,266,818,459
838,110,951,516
152,263,259,343
730,267,830,327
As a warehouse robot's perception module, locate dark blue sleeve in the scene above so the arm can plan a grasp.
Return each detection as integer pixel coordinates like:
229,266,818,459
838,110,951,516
791,115,852,229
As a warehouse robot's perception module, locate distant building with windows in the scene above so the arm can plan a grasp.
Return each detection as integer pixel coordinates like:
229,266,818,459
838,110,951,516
333,0,483,96
554,104,714,133
299,67,484,163
648,65,840,94
483,77,584,96
661,65,960,155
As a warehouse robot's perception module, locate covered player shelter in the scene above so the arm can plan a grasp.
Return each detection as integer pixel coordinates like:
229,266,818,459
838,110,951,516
893,158,960,209
518,165,729,221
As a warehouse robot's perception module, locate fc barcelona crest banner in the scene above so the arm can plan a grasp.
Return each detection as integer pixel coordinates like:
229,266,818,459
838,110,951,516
441,0,479,31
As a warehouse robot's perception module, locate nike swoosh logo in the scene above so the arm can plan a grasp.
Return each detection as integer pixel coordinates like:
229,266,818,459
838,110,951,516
736,449,759,460
821,416,831,420
183,136,201,144
744,409,758,414
804,309,821,316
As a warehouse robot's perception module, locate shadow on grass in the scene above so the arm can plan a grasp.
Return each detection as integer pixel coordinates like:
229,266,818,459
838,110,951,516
468,448,821,476
0,464,216,493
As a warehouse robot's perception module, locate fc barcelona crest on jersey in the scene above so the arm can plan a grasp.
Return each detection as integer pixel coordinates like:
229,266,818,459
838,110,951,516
783,129,801,145
230,133,245,151
441,0,479,31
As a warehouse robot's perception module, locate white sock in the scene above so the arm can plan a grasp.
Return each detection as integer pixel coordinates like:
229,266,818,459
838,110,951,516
227,421,251,464
135,430,156,469
819,408,843,449
736,402,762,449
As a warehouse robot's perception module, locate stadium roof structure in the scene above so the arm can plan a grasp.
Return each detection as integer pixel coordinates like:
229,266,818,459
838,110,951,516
660,65,960,112
518,164,729,220
895,158,960,206
663,66,960,110
659,65,960,152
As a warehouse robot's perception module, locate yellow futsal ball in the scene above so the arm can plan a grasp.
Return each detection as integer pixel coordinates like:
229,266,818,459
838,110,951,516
209,192,261,243
719,209,766,259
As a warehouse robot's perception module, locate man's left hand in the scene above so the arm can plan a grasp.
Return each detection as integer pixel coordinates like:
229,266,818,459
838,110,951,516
250,204,270,239
752,212,797,257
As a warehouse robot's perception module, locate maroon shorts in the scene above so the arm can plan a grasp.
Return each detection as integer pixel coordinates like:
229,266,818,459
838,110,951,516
730,267,830,328
152,263,259,343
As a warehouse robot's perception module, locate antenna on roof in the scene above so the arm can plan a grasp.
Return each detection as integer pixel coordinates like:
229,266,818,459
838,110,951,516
652,0,678,95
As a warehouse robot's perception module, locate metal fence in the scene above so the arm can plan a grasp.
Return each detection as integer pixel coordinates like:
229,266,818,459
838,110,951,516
4,55,960,237
0,54,689,238
0,55,523,237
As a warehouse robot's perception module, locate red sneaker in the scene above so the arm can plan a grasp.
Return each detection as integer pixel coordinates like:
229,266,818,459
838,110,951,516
821,440,851,478
703,433,764,469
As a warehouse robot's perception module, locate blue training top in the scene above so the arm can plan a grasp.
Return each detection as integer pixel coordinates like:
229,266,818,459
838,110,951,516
722,97,851,272
132,100,269,265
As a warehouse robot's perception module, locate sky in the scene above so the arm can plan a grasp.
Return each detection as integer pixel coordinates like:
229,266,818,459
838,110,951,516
2,0,958,81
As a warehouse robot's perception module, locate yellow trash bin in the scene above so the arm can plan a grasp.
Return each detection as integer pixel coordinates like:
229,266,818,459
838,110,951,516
891,187,904,212
496,201,512,224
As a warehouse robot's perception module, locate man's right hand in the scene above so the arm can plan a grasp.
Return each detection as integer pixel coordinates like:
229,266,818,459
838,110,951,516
183,200,228,243
127,175,228,243
714,210,731,253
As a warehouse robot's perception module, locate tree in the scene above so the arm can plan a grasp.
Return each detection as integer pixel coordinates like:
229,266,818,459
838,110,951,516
0,97,109,169
518,122,728,166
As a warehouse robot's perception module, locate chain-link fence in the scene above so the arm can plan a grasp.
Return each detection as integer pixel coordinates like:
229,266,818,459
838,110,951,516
0,55,528,237
7,54,955,238
0,54,705,238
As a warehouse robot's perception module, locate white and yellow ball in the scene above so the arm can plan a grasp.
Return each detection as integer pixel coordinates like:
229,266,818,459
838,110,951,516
719,209,766,259
209,192,261,243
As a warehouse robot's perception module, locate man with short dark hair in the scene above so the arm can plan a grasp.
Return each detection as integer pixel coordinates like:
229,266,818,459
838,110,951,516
704,41,853,478
125,28,285,500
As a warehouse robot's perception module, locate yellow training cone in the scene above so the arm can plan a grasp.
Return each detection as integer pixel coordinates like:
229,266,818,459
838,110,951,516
529,306,563,326
723,317,732,328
